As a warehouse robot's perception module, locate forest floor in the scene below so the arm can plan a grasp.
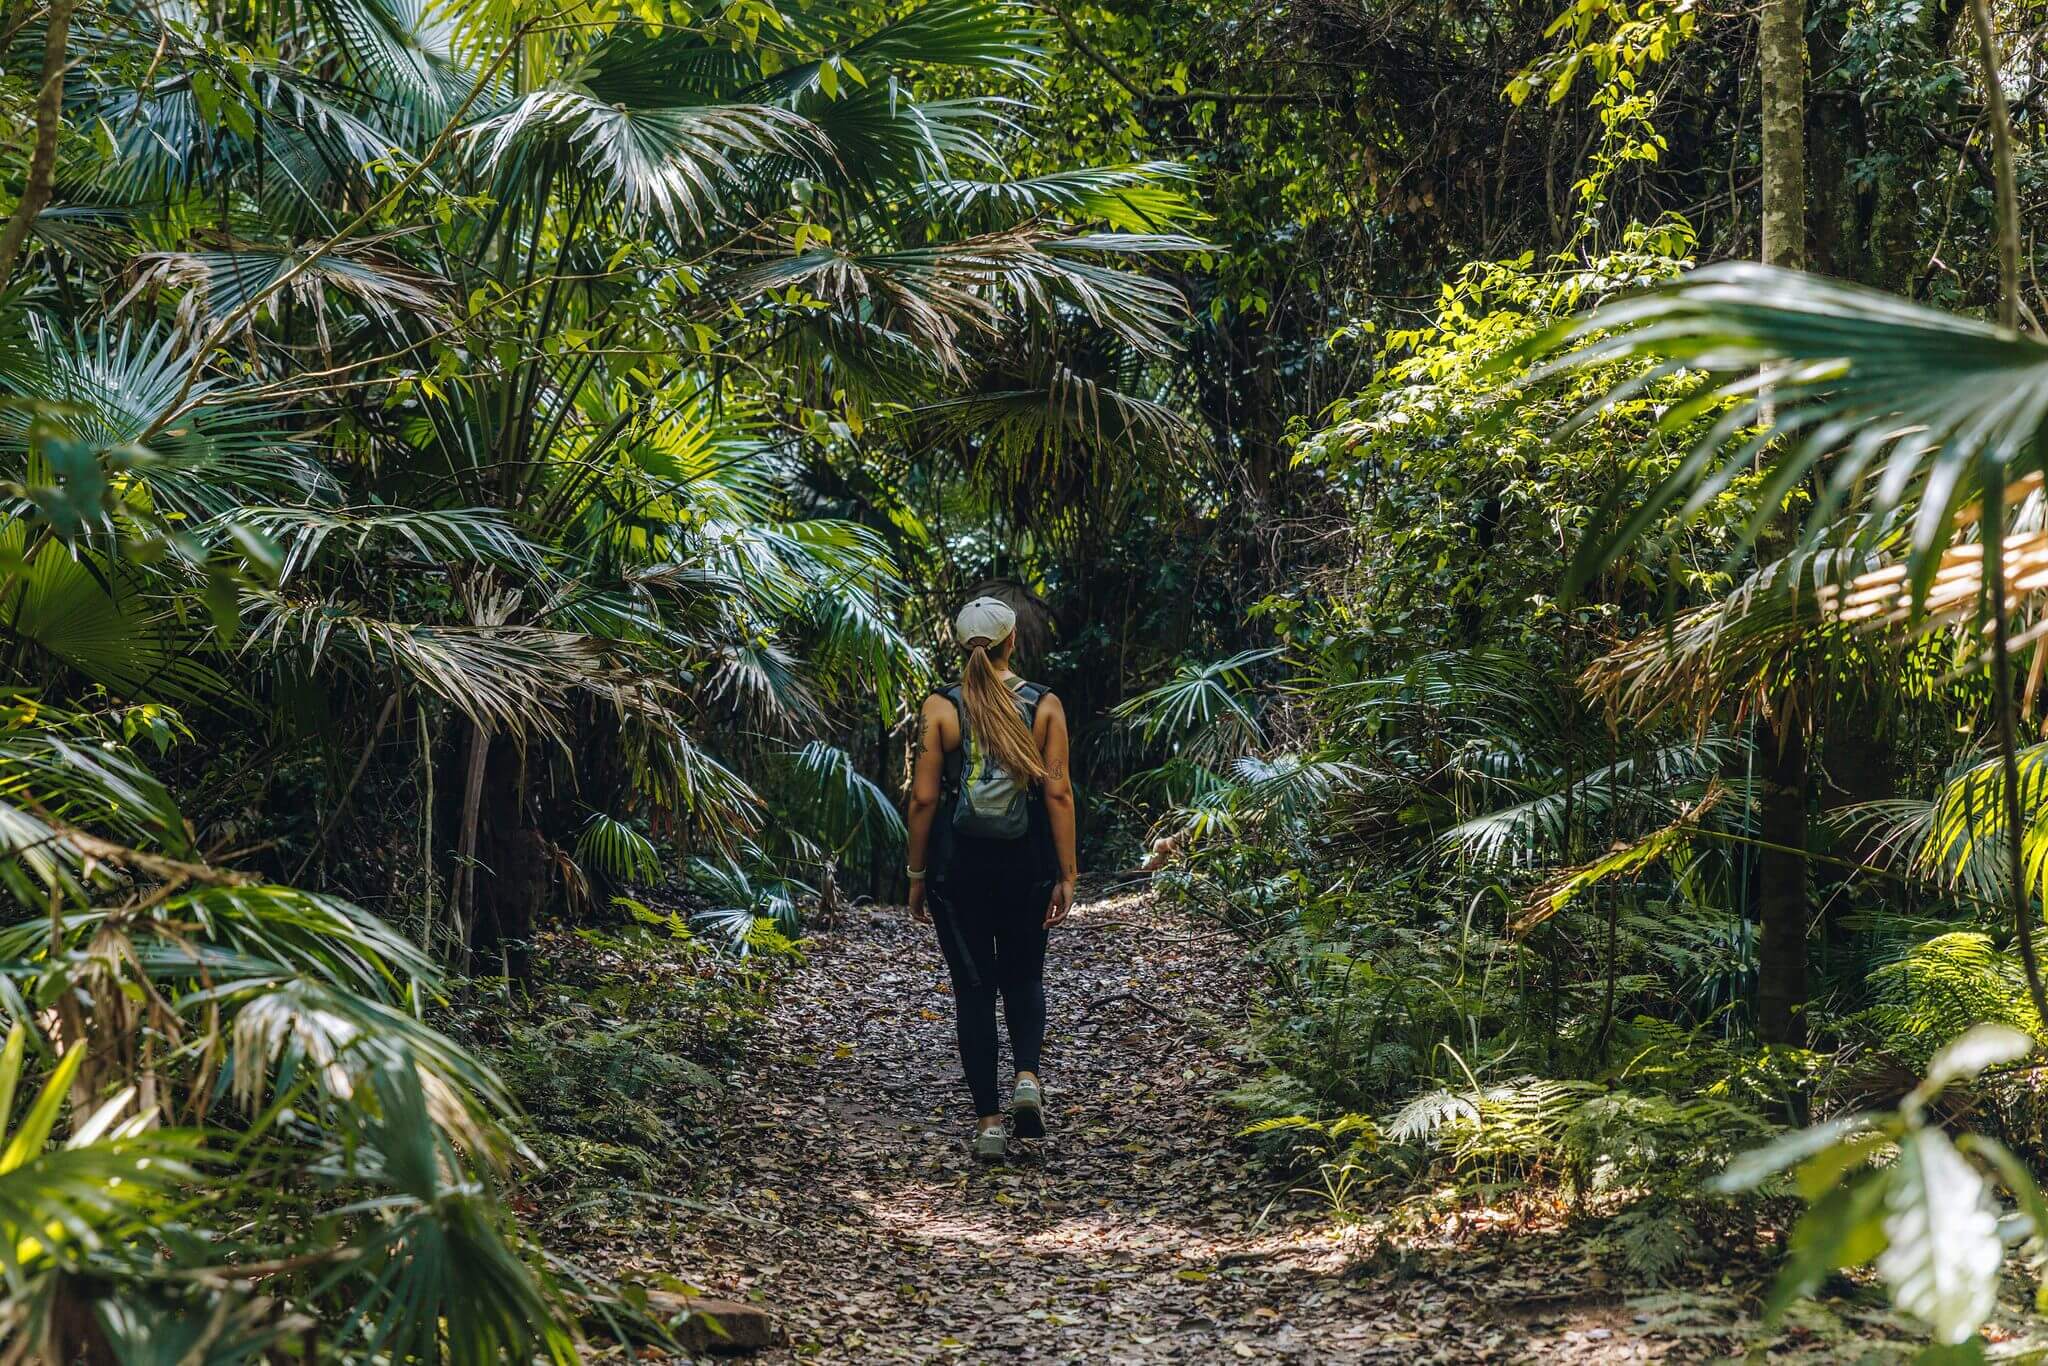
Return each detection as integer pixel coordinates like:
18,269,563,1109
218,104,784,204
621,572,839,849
576,886,1965,1363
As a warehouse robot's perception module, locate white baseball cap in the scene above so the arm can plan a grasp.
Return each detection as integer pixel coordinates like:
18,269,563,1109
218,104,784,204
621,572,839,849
954,595,1016,647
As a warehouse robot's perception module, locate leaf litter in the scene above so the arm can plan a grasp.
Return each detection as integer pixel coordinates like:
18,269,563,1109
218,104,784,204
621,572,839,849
565,887,2014,1363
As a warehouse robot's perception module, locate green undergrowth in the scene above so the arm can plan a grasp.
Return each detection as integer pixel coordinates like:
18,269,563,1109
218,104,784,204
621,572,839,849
1160,853,1807,1286
1182,839,2048,1332
442,916,798,1206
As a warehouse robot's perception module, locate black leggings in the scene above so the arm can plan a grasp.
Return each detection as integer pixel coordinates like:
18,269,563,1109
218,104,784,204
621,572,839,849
929,857,1049,1118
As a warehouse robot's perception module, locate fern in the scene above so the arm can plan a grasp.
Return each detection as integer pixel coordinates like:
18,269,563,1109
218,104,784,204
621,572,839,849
1860,931,2042,1063
1600,1202,1696,1286
1385,1086,1480,1143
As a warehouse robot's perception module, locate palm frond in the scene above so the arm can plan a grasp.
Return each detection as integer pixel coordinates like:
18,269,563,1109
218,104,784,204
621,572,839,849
785,739,904,856
122,242,448,339
0,1027,203,1290
465,91,817,233
0,317,328,519
1113,649,1276,762
241,594,609,736
0,536,229,703
1227,752,1369,824
1539,262,2048,609
573,812,662,883
222,505,544,584
1439,737,1734,865
909,163,1202,234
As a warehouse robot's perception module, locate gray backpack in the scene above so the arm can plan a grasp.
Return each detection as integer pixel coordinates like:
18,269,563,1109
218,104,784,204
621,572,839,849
941,681,1046,840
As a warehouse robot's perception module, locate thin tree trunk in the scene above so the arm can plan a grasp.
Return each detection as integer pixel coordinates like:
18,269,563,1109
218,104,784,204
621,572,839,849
1987,535,2048,1028
1595,726,1622,1058
1756,716,1809,1047
1968,0,2048,1029
1756,0,1810,1052
1759,0,1805,272
0,0,79,284
452,722,490,967
1969,0,2020,334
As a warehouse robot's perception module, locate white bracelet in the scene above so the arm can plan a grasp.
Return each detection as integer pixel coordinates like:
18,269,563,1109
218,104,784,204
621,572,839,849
906,867,926,881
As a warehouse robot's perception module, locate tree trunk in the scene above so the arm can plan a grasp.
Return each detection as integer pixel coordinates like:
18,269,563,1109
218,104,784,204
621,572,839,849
1968,0,2020,332
1760,0,1806,272
0,0,78,285
471,734,548,985
1966,0,2048,1029
1757,0,1810,1051
1756,716,1809,1047
1804,4,1874,284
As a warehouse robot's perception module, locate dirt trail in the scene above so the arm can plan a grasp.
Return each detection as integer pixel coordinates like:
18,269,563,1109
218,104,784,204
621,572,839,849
645,889,1701,1363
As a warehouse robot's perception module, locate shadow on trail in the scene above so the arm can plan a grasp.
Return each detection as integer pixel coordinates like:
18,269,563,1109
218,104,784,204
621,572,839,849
644,891,1764,1364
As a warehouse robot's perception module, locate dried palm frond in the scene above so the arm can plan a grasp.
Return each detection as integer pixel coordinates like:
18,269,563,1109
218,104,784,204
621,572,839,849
1514,781,1731,936
241,593,614,737
120,239,449,344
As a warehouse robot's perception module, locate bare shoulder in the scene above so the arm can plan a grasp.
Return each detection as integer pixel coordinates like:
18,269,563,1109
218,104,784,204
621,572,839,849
1033,689,1066,731
920,690,959,744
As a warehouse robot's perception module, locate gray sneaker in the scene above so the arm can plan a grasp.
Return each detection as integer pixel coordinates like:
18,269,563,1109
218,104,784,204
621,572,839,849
973,1125,1007,1161
1011,1075,1045,1138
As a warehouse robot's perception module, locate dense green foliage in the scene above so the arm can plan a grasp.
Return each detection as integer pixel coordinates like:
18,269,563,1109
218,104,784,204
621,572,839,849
11,0,2048,1353
0,0,1201,1350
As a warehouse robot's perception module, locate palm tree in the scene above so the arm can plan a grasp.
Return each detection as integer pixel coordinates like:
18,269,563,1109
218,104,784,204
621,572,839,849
0,0,1211,1351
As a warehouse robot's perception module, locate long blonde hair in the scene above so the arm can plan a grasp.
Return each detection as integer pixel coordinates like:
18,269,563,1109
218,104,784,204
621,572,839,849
961,637,1047,784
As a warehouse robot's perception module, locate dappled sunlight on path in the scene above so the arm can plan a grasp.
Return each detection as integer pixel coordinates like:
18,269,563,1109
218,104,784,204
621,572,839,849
642,889,1727,1363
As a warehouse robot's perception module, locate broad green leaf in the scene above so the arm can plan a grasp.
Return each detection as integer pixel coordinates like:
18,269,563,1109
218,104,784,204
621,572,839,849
1959,1133,2048,1247
0,1024,23,1139
0,1042,85,1174
1795,1130,1890,1202
1877,1128,2002,1345
1711,1114,1877,1194
1768,1169,1889,1321
1918,1023,2034,1101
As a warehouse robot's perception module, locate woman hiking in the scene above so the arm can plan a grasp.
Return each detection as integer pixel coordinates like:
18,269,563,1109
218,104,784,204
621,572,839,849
906,595,1079,1160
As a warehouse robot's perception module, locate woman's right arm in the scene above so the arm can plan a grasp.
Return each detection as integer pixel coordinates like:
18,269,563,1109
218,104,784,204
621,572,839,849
905,694,946,920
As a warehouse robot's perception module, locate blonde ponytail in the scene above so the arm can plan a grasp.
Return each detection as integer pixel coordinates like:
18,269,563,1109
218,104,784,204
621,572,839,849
960,642,1047,784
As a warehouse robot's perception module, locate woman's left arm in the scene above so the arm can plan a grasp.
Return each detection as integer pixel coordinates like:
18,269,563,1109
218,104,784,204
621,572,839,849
1038,693,1078,926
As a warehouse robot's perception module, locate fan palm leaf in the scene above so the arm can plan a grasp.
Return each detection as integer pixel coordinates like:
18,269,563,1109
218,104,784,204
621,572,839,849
796,93,1014,186
785,739,904,854
321,1064,573,1366
1439,737,1735,865
122,243,448,339
0,318,327,519
1113,648,1276,762
572,812,661,883
223,505,544,584
464,90,818,233
307,0,478,143
240,594,611,736
767,0,1042,86
0,535,228,704
1535,261,2048,610
909,162,1202,234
